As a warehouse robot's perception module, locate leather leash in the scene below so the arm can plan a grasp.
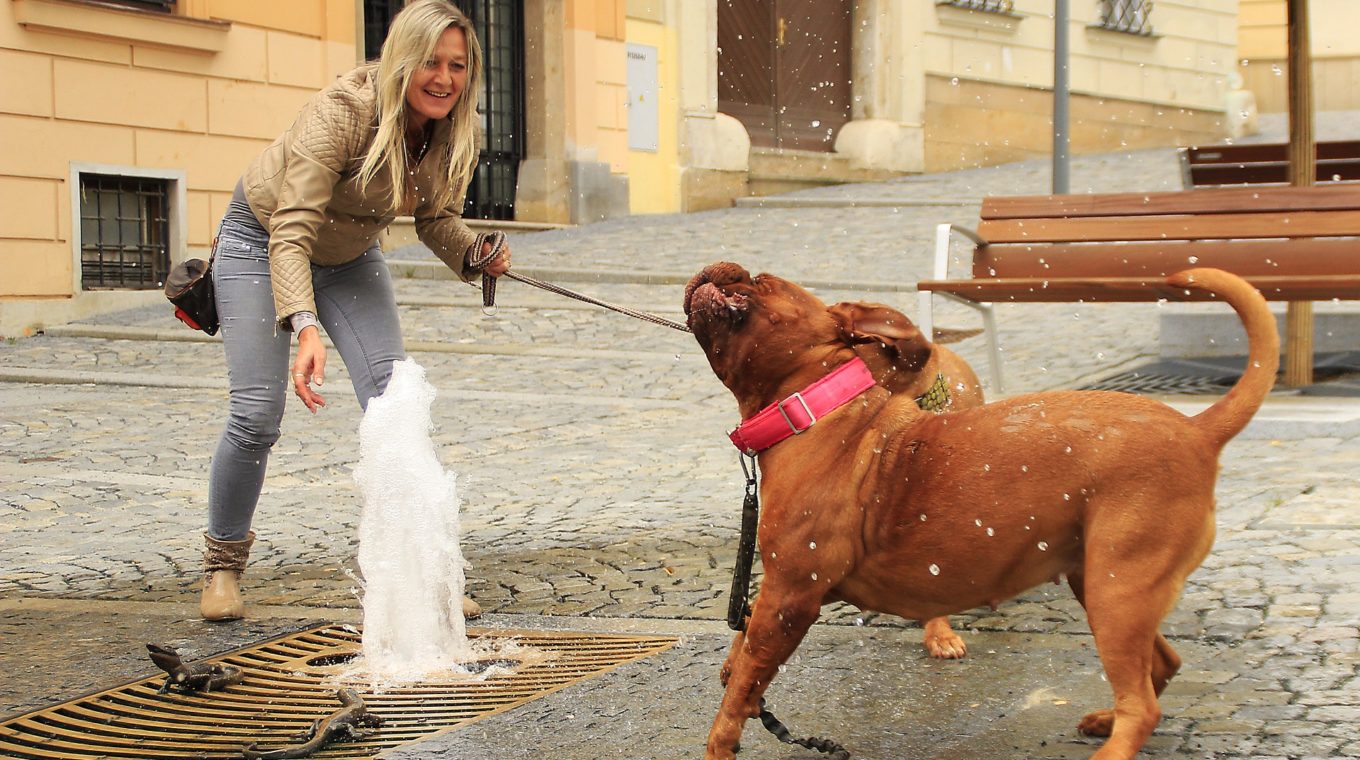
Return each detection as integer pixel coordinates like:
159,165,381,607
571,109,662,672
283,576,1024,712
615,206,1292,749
467,231,691,332
728,453,852,760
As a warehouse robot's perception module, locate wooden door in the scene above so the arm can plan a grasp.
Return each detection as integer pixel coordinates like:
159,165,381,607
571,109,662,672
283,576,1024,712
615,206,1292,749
718,0,852,152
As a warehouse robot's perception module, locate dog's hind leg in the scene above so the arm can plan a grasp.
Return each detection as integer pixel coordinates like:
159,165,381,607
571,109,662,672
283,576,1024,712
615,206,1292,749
1082,632,1182,739
705,584,822,760
1151,633,1182,694
1077,573,1184,760
921,616,967,659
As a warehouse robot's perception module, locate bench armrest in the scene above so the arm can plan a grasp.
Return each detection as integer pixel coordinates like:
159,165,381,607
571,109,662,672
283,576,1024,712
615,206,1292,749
931,223,988,280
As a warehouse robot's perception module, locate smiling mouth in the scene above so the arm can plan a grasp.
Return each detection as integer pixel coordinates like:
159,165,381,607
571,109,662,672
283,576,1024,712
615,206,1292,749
424,90,451,99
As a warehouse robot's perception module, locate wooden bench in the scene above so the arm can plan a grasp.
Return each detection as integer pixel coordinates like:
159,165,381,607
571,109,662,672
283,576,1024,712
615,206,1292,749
915,184,1360,392
1179,139,1360,188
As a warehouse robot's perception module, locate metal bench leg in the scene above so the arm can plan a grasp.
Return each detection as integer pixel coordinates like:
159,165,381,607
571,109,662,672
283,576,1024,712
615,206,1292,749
918,293,935,350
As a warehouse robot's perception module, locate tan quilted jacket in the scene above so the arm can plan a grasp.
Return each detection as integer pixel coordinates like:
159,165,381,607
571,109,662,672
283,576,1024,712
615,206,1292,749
241,64,479,328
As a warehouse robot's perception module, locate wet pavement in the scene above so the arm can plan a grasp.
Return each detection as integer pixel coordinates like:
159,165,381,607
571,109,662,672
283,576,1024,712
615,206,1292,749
3,122,1359,758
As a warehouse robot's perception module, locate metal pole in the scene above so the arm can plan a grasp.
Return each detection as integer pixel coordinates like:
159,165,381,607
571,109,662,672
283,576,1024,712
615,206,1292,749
1052,0,1070,194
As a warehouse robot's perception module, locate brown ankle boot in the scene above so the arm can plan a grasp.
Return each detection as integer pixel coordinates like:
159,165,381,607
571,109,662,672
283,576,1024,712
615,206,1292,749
462,595,482,620
200,532,254,622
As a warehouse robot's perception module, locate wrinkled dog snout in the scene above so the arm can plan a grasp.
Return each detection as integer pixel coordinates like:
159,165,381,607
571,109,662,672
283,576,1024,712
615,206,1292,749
684,263,755,328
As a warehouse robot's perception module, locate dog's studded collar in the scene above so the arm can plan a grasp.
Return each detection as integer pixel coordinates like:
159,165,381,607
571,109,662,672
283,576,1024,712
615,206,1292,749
914,373,951,412
729,357,876,454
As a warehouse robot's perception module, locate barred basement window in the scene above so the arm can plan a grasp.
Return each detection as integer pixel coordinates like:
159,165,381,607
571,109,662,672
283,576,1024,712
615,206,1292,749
937,0,1014,12
1098,0,1152,35
106,0,175,11
79,174,170,290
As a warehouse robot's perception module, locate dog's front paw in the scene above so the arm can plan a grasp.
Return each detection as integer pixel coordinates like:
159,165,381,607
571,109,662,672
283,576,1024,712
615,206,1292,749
922,618,968,659
1077,708,1115,737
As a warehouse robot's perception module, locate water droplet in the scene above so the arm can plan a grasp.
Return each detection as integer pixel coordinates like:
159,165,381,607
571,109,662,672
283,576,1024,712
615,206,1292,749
986,527,995,536
929,564,941,576
919,514,927,521
811,572,819,581
808,541,817,550
1037,541,1049,551
975,519,983,527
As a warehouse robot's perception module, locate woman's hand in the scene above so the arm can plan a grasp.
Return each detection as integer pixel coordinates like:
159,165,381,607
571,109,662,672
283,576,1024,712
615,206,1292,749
292,326,327,413
483,239,511,277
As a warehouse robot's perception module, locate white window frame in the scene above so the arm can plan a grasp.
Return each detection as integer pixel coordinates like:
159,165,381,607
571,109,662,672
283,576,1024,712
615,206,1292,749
68,163,187,295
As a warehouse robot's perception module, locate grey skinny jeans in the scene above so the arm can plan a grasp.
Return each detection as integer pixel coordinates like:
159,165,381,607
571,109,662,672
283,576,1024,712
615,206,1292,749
207,216,404,541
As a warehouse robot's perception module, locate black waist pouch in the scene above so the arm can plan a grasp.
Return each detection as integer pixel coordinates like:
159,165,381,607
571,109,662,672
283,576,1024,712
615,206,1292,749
164,240,219,335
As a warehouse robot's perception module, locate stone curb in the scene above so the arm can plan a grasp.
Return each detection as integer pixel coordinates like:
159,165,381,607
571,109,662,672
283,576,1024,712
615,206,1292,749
733,196,977,209
387,260,920,293
0,365,697,408
36,325,689,361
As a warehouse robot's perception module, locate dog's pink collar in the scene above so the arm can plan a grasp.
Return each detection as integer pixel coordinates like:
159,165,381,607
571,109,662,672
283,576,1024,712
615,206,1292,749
729,357,876,454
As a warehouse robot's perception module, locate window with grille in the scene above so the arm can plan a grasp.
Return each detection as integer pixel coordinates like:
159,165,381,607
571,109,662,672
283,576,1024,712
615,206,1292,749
1098,0,1152,35
361,0,524,220
107,0,175,11
937,0,1014,13
363,0,404,60
78,174,170,291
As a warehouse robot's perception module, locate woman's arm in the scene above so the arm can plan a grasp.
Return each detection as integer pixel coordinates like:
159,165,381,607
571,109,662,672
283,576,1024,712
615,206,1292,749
413,188,483,280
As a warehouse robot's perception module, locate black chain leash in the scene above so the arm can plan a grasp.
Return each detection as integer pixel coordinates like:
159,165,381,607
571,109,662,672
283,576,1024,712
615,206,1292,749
726,453,760,631
467,231,691,332
727,454,852,760
758,700,851,760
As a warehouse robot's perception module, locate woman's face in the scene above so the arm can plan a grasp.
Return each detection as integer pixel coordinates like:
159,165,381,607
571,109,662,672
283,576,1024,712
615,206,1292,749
405,25,468,130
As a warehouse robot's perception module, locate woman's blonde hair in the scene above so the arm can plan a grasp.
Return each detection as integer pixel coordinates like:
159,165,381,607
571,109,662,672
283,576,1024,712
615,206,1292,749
358,0,483,212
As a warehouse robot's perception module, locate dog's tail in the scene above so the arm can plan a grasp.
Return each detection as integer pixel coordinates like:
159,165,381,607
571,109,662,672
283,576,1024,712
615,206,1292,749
1170,268,1280,446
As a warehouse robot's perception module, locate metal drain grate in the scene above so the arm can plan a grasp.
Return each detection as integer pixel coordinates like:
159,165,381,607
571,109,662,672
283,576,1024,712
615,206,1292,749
0,624,677,759
1078,371,1233,395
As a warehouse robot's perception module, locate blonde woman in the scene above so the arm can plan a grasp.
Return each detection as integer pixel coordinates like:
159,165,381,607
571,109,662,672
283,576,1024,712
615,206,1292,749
200,0,505,622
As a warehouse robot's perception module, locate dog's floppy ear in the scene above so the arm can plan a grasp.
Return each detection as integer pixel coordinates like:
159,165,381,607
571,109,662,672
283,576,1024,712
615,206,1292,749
828,301,933,372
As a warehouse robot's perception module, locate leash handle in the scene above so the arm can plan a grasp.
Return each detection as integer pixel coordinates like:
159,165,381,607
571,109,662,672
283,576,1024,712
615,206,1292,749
465,231,509,311
727,453,759,631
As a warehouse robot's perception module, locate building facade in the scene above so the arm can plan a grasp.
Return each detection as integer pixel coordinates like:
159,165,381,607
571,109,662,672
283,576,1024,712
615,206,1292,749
1238,0,1360,113
1,0,1252,335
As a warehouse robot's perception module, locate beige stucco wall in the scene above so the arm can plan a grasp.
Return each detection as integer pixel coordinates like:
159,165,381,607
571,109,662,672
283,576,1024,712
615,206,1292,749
560,0,627,172
923,0,1237,171
624,9,681,214
0,0,357,335
1239,0,1360,113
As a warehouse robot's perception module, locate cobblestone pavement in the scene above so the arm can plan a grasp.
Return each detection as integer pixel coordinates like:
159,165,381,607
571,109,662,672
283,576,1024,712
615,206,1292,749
2,138,1358,759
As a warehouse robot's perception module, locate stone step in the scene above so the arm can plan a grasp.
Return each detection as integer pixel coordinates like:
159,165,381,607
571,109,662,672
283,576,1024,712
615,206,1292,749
1160,302,1360,357
746,147,903,196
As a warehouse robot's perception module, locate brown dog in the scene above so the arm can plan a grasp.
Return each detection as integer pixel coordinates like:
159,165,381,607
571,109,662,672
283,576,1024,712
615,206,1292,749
684,262,1278,760
837,300,984,658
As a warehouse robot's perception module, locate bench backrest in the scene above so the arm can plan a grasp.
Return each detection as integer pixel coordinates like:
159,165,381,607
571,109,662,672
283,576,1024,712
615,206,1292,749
1180,140,1360,187
973,184,1360,280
